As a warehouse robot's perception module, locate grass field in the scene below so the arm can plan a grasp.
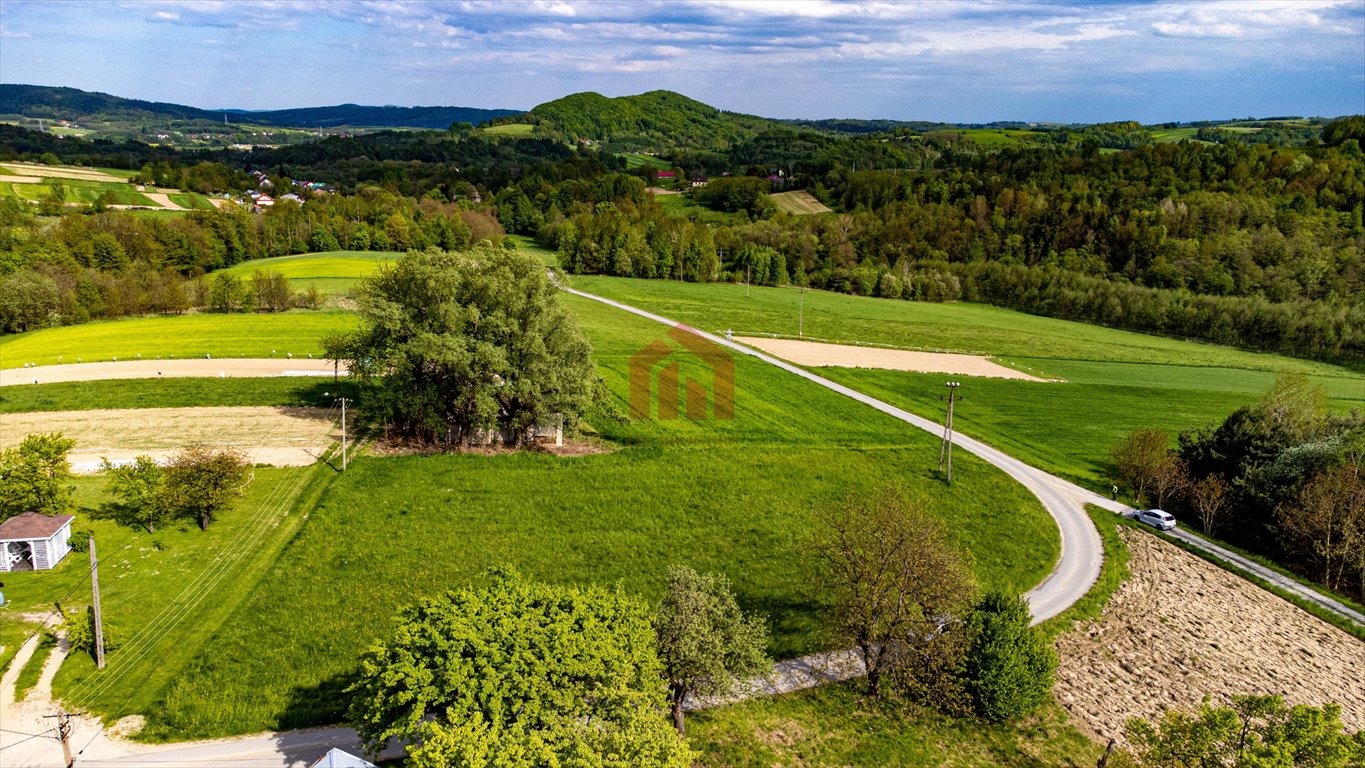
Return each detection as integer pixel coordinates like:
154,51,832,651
770,189,832,215
622,152,672,170
165,192,217,210
690,685,1101,767
0,311,358,369
482,123,535,136
2,465,330,724
0,177,157,207
0,377,355,414
565,277,1365,490
67,292,1058,739
655,192,744,224
218,251,403,295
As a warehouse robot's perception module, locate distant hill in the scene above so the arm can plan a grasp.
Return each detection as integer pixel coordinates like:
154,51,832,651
521,90,774,148
0,84,520,130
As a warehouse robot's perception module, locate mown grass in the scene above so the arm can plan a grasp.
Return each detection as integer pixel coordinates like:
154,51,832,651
0,311,358,369
13,632,57,702
689,684,1101,767
29,464,337,726
770,189,832,215
566,277,1364,491
0,377,356,413
622,152,672,170
482,123,535,136
128,292,1058,739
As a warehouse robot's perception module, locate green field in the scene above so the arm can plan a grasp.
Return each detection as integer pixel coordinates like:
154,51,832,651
622,152,672,170
770,189,832,215
565,277,1365,490
0,177,156,207
165,192,217,210
482,122,535,136
22,290,1057,739
218,251,403,295
0,311,358,368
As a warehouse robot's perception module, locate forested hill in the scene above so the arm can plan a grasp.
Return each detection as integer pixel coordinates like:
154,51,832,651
0,84,520,129
517,90,774,148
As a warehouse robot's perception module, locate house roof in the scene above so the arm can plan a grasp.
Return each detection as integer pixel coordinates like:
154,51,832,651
309,748,377,768
0,513,74,541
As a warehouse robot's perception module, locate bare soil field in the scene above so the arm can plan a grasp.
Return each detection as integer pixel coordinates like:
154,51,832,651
735,336,1047,381
0,162,125,182
1054,527,1365,745
1,406,337,473
0,174,44,184
0,358,340,386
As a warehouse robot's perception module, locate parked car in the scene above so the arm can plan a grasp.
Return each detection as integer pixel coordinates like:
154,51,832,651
1134,509,1177,531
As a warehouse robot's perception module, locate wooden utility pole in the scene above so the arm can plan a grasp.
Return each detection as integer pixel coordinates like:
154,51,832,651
90,537,105,670
799,286,805,337
938,381,961,484
340,397,348,471
45,712,73,768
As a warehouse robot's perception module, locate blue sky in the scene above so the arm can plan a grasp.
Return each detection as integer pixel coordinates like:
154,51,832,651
1,0,1362,123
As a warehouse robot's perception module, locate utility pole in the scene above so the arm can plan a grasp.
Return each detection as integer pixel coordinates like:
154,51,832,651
45,712,73,768
90,536,105,670
938,381,961,484
746,264,751,298
799,286,805,337
340,397,348,471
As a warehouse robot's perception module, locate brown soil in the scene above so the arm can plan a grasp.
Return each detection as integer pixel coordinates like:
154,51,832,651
1053,528,1365,745
735,336,1048,381
1,406,337,473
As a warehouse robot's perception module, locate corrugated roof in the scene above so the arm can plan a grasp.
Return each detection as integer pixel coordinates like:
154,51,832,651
0,512,74,541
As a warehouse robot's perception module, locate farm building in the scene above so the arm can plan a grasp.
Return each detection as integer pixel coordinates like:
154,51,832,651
0,512,74,572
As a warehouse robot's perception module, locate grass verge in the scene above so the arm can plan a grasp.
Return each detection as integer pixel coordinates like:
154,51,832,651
13,632,57,702
1039,506,1130,639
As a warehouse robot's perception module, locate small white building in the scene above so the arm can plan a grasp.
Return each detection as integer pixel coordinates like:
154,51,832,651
0,513,75,572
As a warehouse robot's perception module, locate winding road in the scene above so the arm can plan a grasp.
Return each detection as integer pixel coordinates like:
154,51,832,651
2,285,1359,767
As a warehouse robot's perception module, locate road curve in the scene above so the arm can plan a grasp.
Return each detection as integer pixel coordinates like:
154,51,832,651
561,284,1109,624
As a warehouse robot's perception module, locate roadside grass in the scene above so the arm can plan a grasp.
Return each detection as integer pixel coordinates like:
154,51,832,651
0,311,358,369
1039,507,1130,638
565,277,1364,491
13,632,57,702
128,292,1059,739
770,189,832,215
1117,518,1365,642
688,684,1101,767
27,464,338,726
0,378,356,413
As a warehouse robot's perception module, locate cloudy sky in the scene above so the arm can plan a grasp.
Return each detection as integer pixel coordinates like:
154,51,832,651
1,0,1361,123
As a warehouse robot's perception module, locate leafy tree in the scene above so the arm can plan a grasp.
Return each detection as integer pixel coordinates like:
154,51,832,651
158,445,248,530
1279,461,1364,591
816,484,976,698
348,567,691,767
1189,473,1230,537
1113,429,1175,506
251,269,295,312
963,590,1056,722
1125,695,1365,767
325,245,597,447
0,433,76,521
0,269,61,333
100,455,165,533
209,272,247,312
654,565,771,735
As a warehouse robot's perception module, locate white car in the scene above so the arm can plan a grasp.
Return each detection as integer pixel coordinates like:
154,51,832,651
1134,509,1177,531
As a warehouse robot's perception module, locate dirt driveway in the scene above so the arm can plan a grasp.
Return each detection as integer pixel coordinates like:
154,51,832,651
1054,527,1365,745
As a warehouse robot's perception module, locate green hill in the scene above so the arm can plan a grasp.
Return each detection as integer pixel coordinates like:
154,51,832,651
525,90,774,148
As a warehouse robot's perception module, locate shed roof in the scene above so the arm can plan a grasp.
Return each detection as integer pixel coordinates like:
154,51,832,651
0,513,74,541
309,748,377,768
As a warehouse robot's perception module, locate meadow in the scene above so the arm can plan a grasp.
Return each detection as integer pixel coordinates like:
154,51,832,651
218,250,402,295
566,277,1365,490
770,189,832,215
19,291,1058,738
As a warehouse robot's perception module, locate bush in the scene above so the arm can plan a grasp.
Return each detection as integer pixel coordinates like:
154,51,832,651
964,590,1057,722
68,529,91,553
62,605,119,661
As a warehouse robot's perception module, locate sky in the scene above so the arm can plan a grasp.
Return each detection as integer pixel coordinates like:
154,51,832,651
1,0,1362,123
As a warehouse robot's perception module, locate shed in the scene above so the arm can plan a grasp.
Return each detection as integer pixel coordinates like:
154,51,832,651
309,748,376,768
0,513,74,572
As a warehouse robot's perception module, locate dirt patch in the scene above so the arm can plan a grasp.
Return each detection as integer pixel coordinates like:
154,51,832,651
1,163,125,182
1,406,337,472
1053,527,1365,745
0,175,44,184
736,336,1048,382
1,358,342,386
142,191,186,210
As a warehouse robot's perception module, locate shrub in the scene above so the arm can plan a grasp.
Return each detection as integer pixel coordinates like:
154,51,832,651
67,529,91,553
964,590,1057,722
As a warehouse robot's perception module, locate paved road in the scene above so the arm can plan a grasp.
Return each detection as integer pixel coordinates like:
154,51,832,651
561,284,1112,624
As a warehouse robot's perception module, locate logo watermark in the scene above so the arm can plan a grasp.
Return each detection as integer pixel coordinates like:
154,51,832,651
628,324,734,421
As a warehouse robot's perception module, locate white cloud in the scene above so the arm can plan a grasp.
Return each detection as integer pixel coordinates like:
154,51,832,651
154,11,180,20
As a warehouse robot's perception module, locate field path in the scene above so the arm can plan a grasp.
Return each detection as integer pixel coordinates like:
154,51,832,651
0,358,341,386
141,192,185,210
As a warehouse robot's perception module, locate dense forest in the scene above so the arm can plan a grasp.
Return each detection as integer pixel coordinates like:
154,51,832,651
2,100,1362,364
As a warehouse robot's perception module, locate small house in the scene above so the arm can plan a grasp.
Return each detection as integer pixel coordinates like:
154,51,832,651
0,513,74,572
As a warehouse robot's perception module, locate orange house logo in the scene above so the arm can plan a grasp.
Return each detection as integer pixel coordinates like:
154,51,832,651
628,325,735,421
